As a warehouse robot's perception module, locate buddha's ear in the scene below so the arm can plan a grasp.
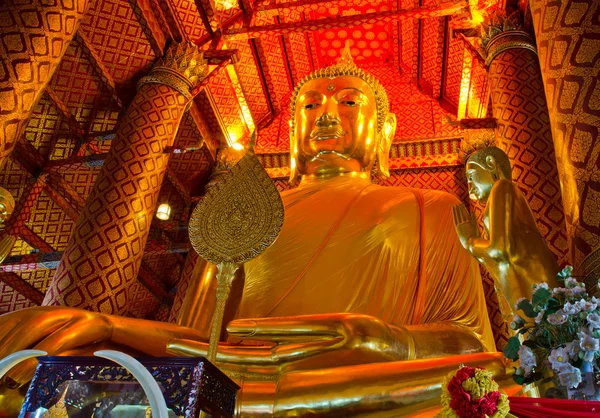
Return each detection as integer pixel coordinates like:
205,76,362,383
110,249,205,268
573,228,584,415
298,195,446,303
376,113,396,179
289,120,299,186
485,155,497,171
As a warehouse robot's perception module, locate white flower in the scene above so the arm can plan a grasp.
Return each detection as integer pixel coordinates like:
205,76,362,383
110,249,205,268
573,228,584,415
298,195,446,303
547,310,568,325
535,309,546,324
514,297,527,310
548,347,571,373
569,286,587,296
518,346,537,377
558,364,582,389
533,282,550,291
563,302,581,315
565,277,579,289
587,313,600,330
580,335,599,362
566,340,581,359
575,299,597,312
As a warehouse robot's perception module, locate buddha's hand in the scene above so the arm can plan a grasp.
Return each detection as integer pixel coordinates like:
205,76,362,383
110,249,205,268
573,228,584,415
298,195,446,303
232,313,411,366
0,306,113,387
452,203,480,250
168,314,411,371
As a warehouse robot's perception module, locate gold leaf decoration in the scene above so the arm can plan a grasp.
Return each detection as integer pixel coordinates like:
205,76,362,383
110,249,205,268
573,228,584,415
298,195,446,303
188,149,284,265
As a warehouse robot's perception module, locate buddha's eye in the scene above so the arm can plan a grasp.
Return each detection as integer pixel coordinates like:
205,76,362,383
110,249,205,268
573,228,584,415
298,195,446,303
341,100,358,107
304,103,320,110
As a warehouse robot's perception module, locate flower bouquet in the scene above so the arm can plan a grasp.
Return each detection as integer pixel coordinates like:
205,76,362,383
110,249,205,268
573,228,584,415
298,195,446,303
436,365,511,418
504,266,600,397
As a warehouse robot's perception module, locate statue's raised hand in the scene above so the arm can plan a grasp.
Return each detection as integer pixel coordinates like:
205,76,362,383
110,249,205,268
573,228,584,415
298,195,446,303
452,203,480,250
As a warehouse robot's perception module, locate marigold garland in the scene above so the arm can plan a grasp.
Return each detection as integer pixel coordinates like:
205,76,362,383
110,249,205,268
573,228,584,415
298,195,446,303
437,366,510,418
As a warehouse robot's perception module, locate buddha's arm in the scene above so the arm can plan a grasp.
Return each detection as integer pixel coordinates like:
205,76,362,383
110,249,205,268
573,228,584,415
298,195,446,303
455,181,513,261
168,314,485,375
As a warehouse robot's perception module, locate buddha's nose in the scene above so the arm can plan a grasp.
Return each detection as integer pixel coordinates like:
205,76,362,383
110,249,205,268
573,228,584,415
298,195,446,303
315,113,340,128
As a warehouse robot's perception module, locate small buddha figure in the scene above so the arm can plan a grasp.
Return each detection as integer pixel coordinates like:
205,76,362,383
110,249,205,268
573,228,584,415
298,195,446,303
0,49,515,416
453,140,559,313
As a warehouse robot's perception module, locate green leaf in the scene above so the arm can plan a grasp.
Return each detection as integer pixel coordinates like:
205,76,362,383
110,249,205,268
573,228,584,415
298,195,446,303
517,299,537,318
532,287,552,307
557,265,573,282
504,336,521,361
513,374,525,385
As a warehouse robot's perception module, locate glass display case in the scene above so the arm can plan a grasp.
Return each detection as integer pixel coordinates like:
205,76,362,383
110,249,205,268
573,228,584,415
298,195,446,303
19,356,238,418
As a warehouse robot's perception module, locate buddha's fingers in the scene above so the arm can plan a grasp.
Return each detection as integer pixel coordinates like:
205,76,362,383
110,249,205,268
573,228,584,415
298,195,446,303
168,338,275,365
167,337,343,366
3,315,112,386
227,316,346,341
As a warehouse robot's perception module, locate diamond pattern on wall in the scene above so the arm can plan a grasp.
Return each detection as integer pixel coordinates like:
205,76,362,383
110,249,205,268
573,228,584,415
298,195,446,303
27,191,75,252
420,16,445,98
530,0,600,275
127,280,161,318
0,283,35,315
79,0,155,85
208,70,249,143
49,41,121,135
444,35,464,108
228,39,271,123
18,269,57,294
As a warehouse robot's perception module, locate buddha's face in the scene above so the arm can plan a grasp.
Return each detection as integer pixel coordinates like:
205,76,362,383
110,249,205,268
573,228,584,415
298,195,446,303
465,160,496,204
293,76,378,177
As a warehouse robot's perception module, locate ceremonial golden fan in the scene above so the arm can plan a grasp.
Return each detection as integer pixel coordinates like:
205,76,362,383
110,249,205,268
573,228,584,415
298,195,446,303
188,136,284,361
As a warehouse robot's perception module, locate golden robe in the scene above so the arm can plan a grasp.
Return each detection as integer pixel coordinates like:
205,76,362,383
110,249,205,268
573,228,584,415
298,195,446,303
237,176,495,351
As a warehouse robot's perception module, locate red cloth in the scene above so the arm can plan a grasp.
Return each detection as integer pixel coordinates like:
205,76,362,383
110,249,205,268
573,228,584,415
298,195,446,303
509,396,600,417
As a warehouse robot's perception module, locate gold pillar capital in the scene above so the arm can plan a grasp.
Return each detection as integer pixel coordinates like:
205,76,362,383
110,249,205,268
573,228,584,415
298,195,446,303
137,42,208,101
479,11,537,66
482,30,537,66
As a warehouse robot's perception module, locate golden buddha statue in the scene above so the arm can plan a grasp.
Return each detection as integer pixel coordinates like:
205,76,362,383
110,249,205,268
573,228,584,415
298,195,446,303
453,137,559,315
0,50,515,416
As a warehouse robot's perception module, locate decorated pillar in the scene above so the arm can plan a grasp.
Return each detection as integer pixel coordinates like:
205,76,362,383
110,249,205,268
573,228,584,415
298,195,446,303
529,1,600,279
0,0,90,170
480,14,568,264
43,43,207,314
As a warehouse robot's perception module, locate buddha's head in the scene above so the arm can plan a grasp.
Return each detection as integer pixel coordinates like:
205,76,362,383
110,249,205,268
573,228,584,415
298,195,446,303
465,147,512,204
289,46,396,184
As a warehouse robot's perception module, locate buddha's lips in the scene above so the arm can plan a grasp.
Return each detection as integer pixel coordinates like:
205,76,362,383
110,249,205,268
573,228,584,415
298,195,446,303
309,128,347,141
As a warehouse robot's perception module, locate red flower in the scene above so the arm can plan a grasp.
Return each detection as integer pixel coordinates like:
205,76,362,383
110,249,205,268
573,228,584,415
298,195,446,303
455,366,476,382
477,392,500,416
444,367,503,418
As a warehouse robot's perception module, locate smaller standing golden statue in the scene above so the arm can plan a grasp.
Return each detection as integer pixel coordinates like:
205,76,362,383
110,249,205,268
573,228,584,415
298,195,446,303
188,134,284,361
453,133,559,315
